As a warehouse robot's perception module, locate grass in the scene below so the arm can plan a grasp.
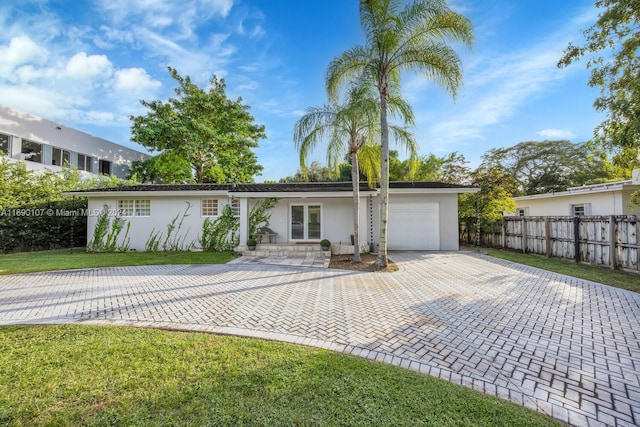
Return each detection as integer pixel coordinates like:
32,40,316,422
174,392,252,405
0,325,562,427
0,249,236,275
480,247,640,293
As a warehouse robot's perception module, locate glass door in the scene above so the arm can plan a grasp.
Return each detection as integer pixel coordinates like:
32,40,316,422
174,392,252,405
290,204,322,240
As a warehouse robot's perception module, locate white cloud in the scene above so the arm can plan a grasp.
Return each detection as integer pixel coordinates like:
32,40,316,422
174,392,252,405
537,128,576,139
65,52,113,80
0,36,48,72
114,68,162,92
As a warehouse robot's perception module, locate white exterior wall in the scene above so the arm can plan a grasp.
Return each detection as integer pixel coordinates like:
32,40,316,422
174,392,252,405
0,104,149,179
515,190,638,216
88,195,231,251
87,195,368,251
245,196,367,244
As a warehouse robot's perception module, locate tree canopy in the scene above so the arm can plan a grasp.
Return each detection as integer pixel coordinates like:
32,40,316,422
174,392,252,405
559,0,640,157
480,140,621,195
130,67,265,183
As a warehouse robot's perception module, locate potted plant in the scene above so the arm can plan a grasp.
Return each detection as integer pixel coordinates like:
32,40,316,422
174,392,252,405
246,238,257,251
320,239,331,251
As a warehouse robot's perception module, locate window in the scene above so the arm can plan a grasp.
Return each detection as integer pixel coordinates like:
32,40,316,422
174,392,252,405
51,147,70,167
290,204,322,240
516,208,529,217
21,139,42,163
201,199,218,216
571,203,591,217
118,200,135,217
117,200,150,217
99,159,111,175
0,133,9,155
78,154,93,172
231,198,240,217
135,200,150,217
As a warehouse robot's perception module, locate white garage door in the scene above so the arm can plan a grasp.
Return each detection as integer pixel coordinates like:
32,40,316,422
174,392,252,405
388,201,440,250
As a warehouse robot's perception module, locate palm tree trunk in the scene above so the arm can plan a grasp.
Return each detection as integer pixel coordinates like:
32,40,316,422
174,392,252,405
351,151,361,263
376,90,389,268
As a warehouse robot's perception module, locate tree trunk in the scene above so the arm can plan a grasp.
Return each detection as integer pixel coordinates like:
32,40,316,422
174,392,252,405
351,151,361,263
376,89,389,268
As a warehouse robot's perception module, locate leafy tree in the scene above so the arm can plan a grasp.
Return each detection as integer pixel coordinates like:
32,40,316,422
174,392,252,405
128,152,193,184
458,167,518,241
480,140,620,195
326,0,473,267
294,81,416,263
130,67,265,183
279,161,338,183
388,151,471,183
559,0,640,155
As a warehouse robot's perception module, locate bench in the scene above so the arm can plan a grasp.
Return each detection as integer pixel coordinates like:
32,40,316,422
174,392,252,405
256,226,278,243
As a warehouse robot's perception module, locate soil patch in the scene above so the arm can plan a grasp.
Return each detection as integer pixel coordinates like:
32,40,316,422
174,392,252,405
329,253,398,272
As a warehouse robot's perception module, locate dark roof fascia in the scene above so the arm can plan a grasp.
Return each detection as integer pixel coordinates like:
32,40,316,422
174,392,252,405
65,181,478,195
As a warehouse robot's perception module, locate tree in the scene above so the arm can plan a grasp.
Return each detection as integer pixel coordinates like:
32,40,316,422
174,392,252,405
388,151,471,183
327,0,473,267
559,0,640,156
458,167,517,244
480,140,620,195
294,82,416,263
127,152,193,184
130,67,265,183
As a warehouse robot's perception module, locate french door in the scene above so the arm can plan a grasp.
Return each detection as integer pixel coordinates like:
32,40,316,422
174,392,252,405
290,204,322,241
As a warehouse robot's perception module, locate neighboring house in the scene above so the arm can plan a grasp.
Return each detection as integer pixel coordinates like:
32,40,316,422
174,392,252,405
512,179,640,217
68,182,479,252
0,104,149,179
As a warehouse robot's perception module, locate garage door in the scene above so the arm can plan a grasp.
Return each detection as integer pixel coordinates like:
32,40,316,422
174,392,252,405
387,201,440,250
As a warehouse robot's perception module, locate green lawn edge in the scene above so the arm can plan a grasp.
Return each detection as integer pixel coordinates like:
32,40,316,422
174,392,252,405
0,325,563,426
478,247,640,293
0,249,237,275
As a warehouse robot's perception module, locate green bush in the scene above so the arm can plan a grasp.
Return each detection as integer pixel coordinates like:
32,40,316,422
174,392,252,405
0,198,88,253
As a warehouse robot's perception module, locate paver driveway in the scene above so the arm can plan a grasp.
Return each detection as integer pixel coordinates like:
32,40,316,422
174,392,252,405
1,251,639,426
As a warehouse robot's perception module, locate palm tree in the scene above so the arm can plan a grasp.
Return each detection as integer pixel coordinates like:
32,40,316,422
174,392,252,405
327,0,473,267
293,81,416,263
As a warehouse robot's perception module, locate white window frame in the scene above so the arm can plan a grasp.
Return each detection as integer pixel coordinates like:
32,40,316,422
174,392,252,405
118,200,150,217
289,203,323,241
516,207,529,217
201,199,219,217
571,203,591,217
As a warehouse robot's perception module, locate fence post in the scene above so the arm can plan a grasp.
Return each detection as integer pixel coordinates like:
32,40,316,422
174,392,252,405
573,216,580,263
609,215,617,270
501,219,506,249
522,217,527,253
545,217,551,258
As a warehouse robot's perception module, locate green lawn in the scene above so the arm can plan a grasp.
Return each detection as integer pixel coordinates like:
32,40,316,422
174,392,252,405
0,249,236,275
0,325,562,426
480,247,640,293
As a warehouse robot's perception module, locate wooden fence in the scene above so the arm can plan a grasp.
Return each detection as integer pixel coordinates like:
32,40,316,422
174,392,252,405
460,216,640,273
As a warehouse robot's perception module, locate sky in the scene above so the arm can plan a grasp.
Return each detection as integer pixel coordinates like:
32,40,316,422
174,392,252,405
0,0,604,182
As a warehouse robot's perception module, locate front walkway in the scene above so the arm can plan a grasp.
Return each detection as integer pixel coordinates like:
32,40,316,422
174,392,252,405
0,252,638,426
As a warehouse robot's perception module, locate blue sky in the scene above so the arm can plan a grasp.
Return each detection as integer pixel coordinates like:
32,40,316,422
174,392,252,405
0,0,602,182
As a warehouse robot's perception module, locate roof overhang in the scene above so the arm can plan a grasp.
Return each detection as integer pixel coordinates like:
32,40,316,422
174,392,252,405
514,181,639,201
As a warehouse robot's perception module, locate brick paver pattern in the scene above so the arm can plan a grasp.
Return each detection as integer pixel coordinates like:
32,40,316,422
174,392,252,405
0,252,638,427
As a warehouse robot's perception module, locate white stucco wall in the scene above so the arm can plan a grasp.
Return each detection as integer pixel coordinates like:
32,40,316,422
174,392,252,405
515,190,639,216
87,195,370,251
0,104,149,179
